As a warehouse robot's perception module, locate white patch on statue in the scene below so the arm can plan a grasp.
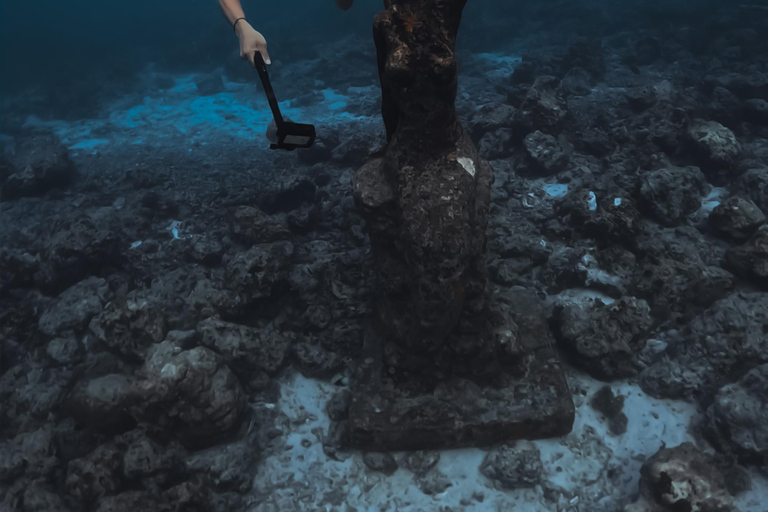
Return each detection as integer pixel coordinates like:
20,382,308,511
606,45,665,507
458,157,475,177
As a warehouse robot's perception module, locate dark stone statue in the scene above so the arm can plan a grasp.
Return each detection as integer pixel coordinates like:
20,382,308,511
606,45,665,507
355,0,494,373
346,0,574,451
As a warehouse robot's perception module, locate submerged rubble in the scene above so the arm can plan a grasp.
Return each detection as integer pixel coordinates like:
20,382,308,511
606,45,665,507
1,1,768,511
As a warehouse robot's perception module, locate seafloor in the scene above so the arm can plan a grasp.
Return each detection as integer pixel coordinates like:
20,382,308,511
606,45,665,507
1,4,768,512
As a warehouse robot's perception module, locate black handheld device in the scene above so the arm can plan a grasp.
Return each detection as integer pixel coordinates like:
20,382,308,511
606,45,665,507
253,52,316,151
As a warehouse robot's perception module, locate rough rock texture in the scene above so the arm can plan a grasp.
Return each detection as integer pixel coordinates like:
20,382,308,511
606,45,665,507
733,168,768,214
638,166,707,226
480,443,544,489
0,134,76,200
38,276,109,336
514,75,567,135
353,0,494,359
65,443,125,502
710,197,766,240
725,227,768,287
40,216,122,293
89,294,168,362
641,292,768,402
523,130,569,175
706,364,768,465
590,385,628,436
688,120,741,178
231,205,291,244
197,316,291,376
66,374,138,434
623,443,734,512
362,453,399,475
132,340,247,449
553,297,653,380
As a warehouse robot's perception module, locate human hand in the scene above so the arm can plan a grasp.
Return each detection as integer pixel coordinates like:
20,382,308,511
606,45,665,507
236,20,271,66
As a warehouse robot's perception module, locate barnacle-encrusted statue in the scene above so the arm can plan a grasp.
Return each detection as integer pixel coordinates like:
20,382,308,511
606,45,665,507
349,0,574,450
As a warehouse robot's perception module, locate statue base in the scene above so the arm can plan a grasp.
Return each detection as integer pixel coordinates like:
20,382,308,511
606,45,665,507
345,288,575,451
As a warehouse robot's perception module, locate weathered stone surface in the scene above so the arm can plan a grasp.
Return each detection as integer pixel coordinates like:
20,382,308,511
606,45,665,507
353,0,493,361
688,120,741,179
590,385,628,436
38,276,109,336
231,205,291,244
480,443,543,489
561,66,592,96
553,297,653,380
363,453,399,475
46,337,83,365
226,241,294,303
66,374,137,434
523,131,569,175
0,427,57,483
186,440,257,492
89,294,167,362
197,316,290,376
133,340,247,449
0,134,76,200
706,364,768,464
641,292,768,402
514,75,567,135
66,444,125,502
41,216,121,293
725,227,768,287
259,176,316,215
733,168,768,215
293,341,344,379
710,196,766,239
638,166,707,226
623,443,734,512
347,288,574,451
401,451,441,477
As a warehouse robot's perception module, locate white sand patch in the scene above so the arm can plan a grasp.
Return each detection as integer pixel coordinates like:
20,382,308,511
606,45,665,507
250,364,768,512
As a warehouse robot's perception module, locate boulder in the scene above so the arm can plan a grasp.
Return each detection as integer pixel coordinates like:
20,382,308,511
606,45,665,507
553,296,653,380
197,317,291,376
706,364,768,464
38,277,109,336
638,166,707,226
709,196,766,239
725,227,768,287
522,131,569,175
624,443,734,512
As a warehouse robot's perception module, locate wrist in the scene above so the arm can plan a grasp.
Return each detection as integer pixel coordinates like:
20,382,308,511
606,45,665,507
233,18,249,36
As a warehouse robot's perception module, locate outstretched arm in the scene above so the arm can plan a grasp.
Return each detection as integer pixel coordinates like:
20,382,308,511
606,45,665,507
218,0,271,65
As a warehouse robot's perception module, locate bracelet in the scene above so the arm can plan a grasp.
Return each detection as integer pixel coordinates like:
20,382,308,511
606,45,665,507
233,17,247,34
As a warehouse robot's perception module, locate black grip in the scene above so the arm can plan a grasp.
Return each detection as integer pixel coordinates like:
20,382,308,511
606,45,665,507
253,51,284,125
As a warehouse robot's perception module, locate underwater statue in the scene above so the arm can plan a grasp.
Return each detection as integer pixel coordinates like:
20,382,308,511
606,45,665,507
219,0,575,450
348,0,575,450
355,0,495,367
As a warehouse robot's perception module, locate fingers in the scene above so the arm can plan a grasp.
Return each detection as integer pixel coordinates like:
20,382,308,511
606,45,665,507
260,47,271,66
244,47,271,67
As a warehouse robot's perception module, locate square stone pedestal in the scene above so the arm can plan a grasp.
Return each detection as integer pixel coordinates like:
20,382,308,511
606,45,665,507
346,288,575,451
